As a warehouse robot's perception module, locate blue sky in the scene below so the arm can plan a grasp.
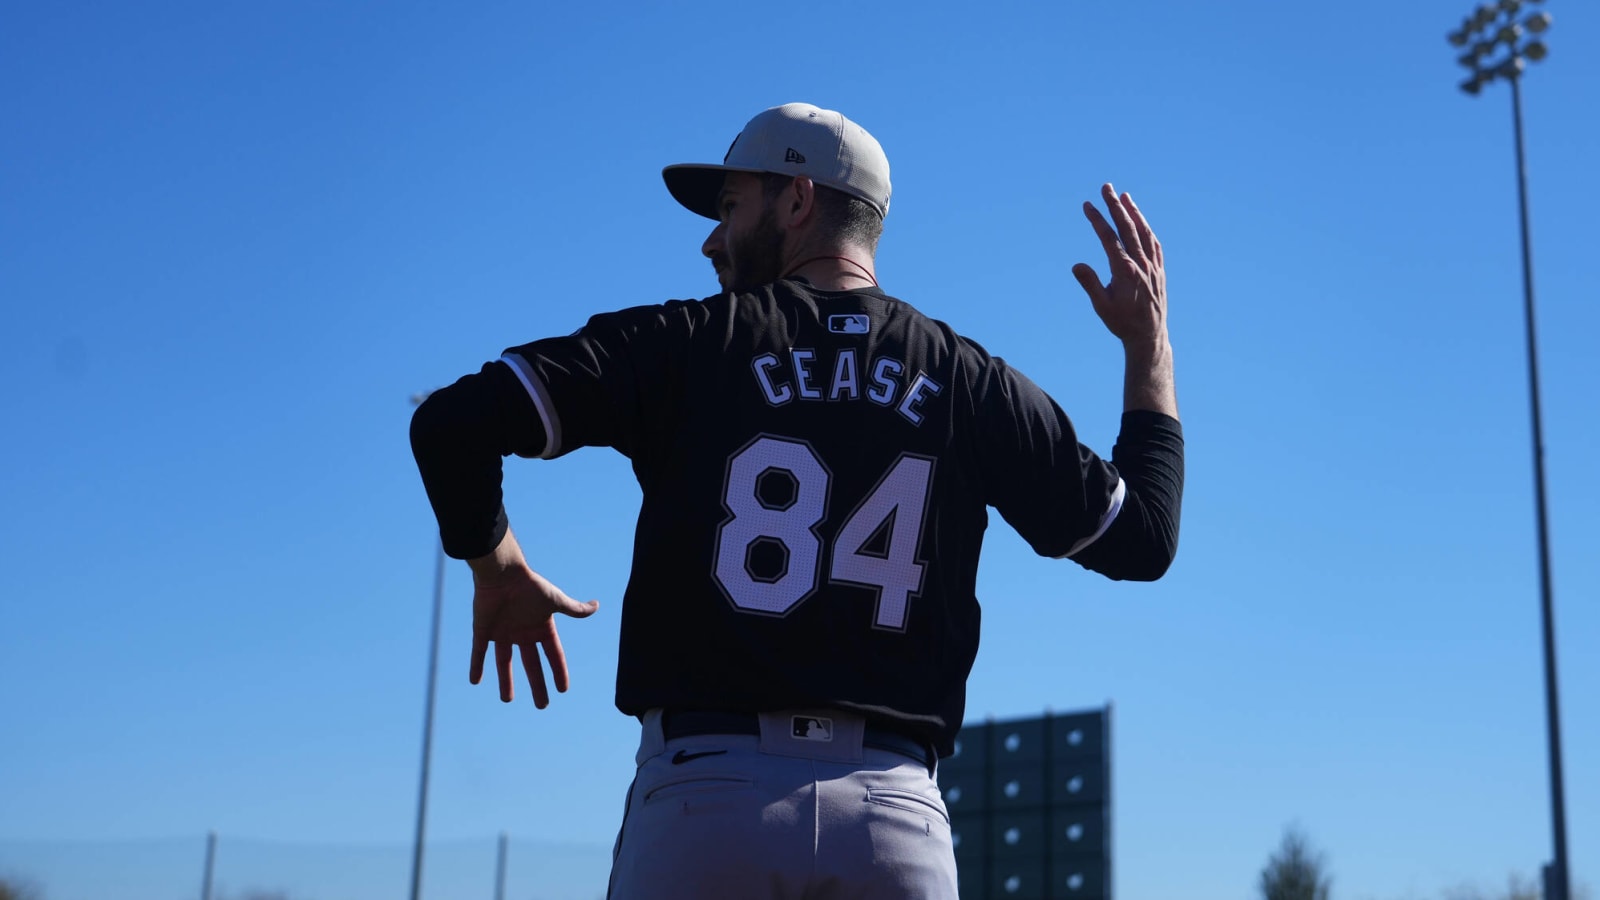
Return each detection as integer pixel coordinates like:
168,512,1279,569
1,1,1596,898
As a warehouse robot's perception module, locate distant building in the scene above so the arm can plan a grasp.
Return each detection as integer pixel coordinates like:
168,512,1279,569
939,707,1111,899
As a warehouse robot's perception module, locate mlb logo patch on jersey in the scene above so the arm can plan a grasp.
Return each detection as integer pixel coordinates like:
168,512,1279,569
828,314,870,335
792,716,834,742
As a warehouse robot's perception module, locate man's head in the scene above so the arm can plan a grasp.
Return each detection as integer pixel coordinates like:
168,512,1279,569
663,103,890,292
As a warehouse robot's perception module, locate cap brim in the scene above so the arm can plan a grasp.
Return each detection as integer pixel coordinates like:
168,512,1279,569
662,163,765,221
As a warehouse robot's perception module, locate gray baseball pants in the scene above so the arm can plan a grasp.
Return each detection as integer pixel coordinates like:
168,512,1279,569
606,708,959,900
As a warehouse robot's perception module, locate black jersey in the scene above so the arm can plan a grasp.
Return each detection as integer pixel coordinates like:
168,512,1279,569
492,280,1132,755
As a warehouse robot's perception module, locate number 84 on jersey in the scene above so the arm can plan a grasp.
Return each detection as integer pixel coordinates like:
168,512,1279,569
713,434,936,633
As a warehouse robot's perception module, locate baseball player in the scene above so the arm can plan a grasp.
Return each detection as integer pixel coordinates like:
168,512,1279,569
410,102,1183,899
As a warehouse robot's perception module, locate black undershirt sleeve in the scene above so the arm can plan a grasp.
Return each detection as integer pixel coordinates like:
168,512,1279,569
1069,410,1185,581
409,361,547,560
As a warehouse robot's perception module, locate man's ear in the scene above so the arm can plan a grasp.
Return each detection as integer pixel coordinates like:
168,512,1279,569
785,176,816,228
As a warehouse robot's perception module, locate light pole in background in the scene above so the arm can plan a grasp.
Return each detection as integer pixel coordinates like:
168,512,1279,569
407,391,446,900
1445,4,1568,898
199,830,216,900
495,831,509,900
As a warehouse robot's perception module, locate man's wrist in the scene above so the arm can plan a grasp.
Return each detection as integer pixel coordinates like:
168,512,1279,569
468,528,523,583
1121,333,1172,368
1120,334,1178,419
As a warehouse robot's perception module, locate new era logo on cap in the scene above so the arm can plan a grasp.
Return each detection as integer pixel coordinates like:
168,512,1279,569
784,147,806,164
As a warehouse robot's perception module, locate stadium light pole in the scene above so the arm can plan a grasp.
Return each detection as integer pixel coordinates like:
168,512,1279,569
408,390,447,900
1445,4,1568,898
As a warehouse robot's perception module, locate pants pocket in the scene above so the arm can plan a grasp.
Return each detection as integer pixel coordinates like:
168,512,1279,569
864,786,951,827
641,773,757,807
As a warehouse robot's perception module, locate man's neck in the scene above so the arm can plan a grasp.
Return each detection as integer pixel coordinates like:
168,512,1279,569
782,247,877,291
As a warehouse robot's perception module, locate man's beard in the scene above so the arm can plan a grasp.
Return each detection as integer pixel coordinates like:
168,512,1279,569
723,205,786,292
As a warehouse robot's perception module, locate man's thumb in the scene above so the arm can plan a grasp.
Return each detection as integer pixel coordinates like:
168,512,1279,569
1072,264,1105,303
556,596,602,618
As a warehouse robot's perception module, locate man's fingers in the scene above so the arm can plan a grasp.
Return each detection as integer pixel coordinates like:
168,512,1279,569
542,625,572,694
555,596,602,619
518,642,551,709
470,631,488,685
470,572,594,709
1101,184,1149,270
1082,201,1136,279
495,640,514,702
1082,201,1119,259
530,571,602,620
1121,192,1157,264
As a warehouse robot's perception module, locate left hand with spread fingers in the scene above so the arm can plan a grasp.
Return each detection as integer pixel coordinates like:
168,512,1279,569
467,528,601,708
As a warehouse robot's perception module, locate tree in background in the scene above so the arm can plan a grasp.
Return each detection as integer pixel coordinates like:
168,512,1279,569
0,876,43,900
1260,826,1333,900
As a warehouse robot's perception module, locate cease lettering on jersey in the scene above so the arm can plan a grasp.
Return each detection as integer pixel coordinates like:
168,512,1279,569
791,349,822,400
897,374,943,426
829,349,859,401
751,349,942,427
752,353,793,405
867,357,902,407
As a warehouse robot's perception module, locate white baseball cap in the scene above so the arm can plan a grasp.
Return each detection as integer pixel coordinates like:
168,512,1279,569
663,103,892,221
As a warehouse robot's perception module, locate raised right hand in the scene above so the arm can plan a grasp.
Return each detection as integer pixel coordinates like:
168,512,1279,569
1072,183,1167,349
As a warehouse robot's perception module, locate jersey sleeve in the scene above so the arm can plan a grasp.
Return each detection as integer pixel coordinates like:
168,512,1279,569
498,300,704,460
971,355,1124,559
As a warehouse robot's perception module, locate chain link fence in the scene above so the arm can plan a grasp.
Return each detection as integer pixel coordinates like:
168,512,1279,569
0,835,612,900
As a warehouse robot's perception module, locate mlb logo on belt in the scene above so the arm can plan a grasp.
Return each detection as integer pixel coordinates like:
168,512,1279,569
792,716,833,742
828,314,870,334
